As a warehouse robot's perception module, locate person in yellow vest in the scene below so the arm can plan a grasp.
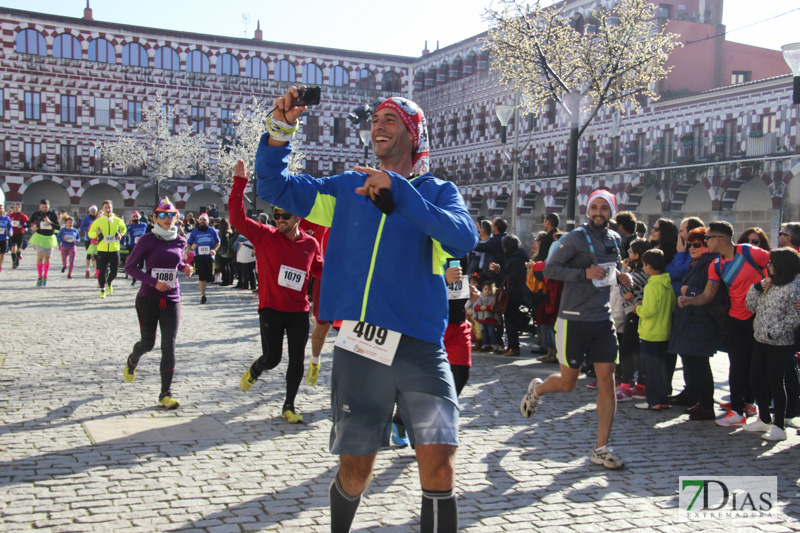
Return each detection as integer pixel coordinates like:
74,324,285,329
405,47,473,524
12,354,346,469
88,200,127,298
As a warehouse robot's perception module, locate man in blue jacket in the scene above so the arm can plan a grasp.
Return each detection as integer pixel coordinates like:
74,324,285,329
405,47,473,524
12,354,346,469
255,87,477,533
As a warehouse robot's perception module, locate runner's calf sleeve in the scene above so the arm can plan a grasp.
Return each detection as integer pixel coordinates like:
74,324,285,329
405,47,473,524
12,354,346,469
330,474,362,533
421,488,457,533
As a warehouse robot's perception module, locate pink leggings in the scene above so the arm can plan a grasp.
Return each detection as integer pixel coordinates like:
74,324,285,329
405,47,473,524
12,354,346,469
60,246,76,276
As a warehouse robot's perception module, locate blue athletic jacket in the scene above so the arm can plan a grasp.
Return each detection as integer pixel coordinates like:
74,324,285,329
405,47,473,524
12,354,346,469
255,133,478,347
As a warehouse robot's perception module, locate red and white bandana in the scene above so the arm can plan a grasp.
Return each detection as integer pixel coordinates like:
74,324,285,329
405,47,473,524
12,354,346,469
375,97,430,174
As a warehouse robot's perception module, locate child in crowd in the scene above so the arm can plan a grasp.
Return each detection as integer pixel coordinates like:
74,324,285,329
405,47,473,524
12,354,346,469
56,216,81,279
466,276,483,349
744,247,800,441
617,238,651,401
473,281,501,352
634,248,676,410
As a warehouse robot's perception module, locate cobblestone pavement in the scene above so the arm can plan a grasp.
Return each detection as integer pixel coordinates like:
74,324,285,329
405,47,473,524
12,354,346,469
1,259,799,532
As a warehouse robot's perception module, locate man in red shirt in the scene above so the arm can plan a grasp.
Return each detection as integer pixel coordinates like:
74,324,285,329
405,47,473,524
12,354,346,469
8,203,29,269
678,220,768,427
229,160,323,423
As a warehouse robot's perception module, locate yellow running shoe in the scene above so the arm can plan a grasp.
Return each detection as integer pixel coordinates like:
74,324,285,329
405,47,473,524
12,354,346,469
306,362,320,386
282,408,304,424
240,365,257,392
99,289,106,299
123,364,135,383
159,394,180,410
106,283,113,294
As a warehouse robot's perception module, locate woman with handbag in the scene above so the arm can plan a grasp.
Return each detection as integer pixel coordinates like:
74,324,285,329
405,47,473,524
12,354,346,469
489,234,530,356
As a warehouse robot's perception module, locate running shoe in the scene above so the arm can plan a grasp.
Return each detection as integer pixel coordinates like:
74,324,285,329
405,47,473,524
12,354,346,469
634,402,670,410
131,279,136,286
307,362,320,386
520,377,543,418
744,403,757,417
392,423,410,447
719,401,732,411
85,270,90,279
586,381,598,389
281,408,304,424
201,295,207,304
36,278,42,287
123,363,136,383
62,266,66,273
240,365,257,392
99,289,106,299
590,445,624,469
743,419,771,432
158,393,180,410
106,283,113,295
716,411,746,427
616,387,633,402
630,384,647,400
761,426,787,441
42,277,47,286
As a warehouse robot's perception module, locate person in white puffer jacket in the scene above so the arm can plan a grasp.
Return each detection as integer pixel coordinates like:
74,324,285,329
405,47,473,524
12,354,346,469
744,247,800,441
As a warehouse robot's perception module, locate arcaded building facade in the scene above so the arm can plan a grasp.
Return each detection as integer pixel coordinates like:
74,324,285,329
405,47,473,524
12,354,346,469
2,0,799,246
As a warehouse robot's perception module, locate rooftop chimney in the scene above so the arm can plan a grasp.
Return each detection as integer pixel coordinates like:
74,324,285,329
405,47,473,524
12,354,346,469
254,20,263,41
83,0,93,20
422,40,430,56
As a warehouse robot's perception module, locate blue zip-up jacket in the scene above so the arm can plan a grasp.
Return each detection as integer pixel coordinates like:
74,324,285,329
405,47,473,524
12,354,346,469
0,215,12,241
665,250,691,296
255,134,478,347
79,214,96,240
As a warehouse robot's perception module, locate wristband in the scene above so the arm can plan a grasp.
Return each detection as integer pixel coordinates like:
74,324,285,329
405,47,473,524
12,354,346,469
266,115,299,142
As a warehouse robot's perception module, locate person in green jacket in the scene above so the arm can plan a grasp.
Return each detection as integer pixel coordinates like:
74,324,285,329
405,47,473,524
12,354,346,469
88,200,127,298
634,248,676,410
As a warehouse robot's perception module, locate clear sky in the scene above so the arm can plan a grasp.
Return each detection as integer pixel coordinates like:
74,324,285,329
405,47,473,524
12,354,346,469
2,0,799,58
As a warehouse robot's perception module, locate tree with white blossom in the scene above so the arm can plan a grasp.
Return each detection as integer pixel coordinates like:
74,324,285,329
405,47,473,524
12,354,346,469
212,97,306,193
483,0,681,227
97,93,210,205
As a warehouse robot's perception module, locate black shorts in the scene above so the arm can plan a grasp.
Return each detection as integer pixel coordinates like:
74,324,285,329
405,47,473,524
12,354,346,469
194,255,214,282
0,240,7,254
555,317,619,368
9,234,23,248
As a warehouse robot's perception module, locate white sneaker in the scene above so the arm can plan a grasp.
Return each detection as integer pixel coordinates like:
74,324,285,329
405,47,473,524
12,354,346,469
743,419,772,432
520,378,543,419
590,445,624,469
786,417,799,429
761,426,787,441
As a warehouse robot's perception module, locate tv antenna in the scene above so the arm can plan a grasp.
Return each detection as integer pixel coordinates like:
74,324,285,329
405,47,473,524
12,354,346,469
242,12,250,38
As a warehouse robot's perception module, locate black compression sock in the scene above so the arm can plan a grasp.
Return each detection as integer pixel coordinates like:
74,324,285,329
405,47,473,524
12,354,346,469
421,488,457,533
330,474,361,533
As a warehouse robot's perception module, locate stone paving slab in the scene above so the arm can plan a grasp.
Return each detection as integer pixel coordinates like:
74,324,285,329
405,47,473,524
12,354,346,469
1,259,799,532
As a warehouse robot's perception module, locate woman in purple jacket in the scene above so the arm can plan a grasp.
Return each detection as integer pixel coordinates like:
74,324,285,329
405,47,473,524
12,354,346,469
123,197,193,409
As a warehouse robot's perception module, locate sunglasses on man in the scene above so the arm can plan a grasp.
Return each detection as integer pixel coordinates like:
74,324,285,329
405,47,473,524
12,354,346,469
156,212,177,219
274,212,293,220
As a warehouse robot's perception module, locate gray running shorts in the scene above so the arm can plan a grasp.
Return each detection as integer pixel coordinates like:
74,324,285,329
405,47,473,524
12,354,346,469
329,334,459,455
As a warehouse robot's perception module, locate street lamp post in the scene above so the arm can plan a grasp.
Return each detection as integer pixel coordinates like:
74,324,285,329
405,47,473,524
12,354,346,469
359,130,372,167
495,90,529,236
781,43,800,105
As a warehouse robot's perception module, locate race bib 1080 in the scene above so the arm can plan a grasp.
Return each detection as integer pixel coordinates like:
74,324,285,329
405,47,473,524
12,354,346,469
151,268,177,289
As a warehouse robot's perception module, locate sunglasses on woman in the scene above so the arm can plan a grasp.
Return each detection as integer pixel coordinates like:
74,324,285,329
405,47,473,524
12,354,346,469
156,212,177,219
689,242,705,249
274,212,293,220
